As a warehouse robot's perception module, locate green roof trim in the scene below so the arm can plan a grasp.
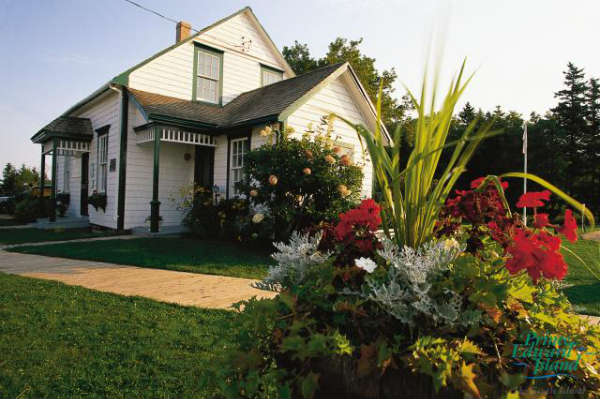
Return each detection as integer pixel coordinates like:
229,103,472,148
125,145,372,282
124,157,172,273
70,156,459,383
31,116,94,144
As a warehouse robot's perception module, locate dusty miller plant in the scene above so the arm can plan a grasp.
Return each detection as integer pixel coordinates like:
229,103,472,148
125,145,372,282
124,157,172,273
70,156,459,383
254,231,331,291
353,239,481,329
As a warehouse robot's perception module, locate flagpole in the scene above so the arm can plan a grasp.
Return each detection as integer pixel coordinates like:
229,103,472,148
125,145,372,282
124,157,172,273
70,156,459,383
522,121,528,226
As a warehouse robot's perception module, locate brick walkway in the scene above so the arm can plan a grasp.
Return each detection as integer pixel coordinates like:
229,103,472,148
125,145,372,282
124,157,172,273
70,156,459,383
0,249,275,309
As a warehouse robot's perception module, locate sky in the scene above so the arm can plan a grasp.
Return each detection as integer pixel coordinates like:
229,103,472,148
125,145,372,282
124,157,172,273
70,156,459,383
1,0,600,169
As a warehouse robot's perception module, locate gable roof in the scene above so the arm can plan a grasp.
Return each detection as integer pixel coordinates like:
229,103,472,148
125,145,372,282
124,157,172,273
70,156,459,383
129,63,344,129
113,6,294,86
31,116,93,143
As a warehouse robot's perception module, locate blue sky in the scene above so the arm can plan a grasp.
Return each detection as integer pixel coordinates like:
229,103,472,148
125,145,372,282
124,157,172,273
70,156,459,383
2,0,600,169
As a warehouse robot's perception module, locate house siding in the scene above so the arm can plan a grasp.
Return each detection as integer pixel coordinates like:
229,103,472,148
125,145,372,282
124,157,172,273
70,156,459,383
128,12,290,104
123,106,196,229
67,91,121,228
286,74,374,198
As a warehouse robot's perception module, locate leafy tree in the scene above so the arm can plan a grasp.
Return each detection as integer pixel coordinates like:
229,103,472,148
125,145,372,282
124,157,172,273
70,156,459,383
281,41,318,75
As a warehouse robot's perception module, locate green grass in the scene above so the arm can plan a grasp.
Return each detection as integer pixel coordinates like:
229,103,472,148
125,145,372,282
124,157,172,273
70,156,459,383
0,273,237,398
562,237,600,316
10,237,273,279
0,227,118,245
0,217,25,227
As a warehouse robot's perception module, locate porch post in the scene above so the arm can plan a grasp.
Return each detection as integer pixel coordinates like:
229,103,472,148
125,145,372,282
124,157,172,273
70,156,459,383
49,139,57,222
39,147,45,215
150,126,161,232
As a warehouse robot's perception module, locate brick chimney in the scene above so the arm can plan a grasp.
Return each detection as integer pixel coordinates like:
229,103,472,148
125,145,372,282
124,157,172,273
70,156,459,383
176,21,192,43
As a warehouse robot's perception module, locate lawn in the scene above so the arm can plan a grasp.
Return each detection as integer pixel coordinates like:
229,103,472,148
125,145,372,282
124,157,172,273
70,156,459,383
10,237,273,279
0,273,236,398
0,217,25,227
562,237,600,316
0,227,118,245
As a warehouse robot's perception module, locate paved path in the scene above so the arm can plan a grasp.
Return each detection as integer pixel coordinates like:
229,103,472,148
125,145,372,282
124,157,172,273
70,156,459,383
0,250,275,309
582,230,600,242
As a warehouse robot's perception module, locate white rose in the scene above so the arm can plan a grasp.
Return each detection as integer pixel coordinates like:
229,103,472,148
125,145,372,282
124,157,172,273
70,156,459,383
355,257,378,273
252,213,265,224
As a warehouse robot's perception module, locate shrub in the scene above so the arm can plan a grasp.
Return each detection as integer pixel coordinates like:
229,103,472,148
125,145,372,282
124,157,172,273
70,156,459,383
237,122,364,241
183,186,250,240
14,195,46,223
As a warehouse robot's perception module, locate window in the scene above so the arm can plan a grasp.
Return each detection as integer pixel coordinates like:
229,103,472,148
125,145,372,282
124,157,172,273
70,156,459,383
261,65,283,86
229,137,249,197
194,47,222,103
63,156,71,193
97,132,108,193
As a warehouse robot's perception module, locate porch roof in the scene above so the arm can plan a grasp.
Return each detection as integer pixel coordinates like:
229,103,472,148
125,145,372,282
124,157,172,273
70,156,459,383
128,63,344,130
31,116,93,144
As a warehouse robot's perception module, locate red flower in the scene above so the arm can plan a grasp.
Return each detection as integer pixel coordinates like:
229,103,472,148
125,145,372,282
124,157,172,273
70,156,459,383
505,228,568,282
534,213,550,229
557,209,578,243
516,190,551,208
334,199,381,253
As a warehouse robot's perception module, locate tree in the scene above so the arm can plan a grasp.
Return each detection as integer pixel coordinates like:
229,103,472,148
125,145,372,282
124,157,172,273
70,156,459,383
281,41,318,75
2,163,17,194
282,38,410,129
1,163,39,194
585,77,600,208
551,62,589,196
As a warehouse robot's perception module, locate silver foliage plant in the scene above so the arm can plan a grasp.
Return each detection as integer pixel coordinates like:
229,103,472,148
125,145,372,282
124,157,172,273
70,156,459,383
254,231,330,291
357,238,481,328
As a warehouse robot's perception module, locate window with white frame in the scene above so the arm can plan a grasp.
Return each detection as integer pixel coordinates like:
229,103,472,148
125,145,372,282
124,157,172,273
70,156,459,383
261,65,283,86
195,48,221,103
229,137,249,197
63,157,71,193
97,133,108,193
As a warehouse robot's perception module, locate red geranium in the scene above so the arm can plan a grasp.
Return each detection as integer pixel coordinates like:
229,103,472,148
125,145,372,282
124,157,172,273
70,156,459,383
516,190,551,208
557,209,578,243
534,213,550,229
334,199,382,255
505,228,567,282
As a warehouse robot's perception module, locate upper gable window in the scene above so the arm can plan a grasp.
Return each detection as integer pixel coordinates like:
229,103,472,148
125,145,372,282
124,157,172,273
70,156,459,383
261,65,283,86
194,46,222,104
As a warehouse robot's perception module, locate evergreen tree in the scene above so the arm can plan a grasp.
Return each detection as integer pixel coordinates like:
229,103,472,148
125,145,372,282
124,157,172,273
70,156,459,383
551,62,589,196
585,77,600,209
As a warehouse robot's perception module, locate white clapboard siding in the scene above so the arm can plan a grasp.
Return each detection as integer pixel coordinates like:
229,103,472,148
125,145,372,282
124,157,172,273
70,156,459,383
287,74,374,198
72,91,121,228
53,155,82,218
124,106,196,229
213,133,228,194
128,10,289,104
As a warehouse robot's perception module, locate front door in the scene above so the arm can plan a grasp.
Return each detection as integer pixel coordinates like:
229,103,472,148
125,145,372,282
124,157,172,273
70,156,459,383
194,146,215,189
80,153,89,216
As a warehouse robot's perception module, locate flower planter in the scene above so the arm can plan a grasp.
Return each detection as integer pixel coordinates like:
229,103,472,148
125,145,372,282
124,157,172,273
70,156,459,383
308,356,462,399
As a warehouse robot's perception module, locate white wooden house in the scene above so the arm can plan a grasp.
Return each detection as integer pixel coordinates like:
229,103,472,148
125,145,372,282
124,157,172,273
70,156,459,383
31,7,388,232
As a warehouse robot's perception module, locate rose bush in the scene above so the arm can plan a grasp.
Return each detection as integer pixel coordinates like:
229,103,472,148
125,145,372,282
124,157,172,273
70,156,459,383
236,121,364,242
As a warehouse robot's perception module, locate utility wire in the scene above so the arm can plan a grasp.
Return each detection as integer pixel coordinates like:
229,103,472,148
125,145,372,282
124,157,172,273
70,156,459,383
121,0,201,33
